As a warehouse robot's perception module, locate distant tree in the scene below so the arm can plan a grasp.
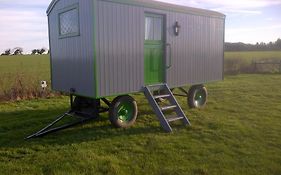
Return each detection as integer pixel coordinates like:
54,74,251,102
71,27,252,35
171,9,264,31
268,42,274,51
31,49,39,55
38,48,46,55
12,47,23,55
225,38,281,52
1,49,11,56
275,38,281,50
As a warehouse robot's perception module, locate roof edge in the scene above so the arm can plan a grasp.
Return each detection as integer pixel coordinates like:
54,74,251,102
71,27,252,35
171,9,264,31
47,0,59,15
47,0,225,18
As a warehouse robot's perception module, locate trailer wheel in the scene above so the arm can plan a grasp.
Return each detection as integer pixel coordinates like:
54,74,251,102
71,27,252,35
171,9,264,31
188,85,208,108
109,95,138,128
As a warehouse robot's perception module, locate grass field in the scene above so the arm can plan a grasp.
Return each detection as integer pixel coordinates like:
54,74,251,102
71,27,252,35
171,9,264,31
225,51,281,74
0,51,281,100
225,51,281,60
0,54,50,86
0,51,281,96
0,52,281,174
0,74,281,174
0,55,51,100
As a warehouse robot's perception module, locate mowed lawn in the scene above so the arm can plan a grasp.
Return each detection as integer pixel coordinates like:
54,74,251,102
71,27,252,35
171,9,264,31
0,74,281,174
0,53,281,174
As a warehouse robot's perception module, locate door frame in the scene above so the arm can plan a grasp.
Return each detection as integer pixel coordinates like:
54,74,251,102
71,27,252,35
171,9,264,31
144,12,167,85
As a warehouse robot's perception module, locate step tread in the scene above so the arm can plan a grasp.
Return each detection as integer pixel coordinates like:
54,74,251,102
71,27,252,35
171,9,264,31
154,94,170,99
161,105,177,111
166,115,184,122
147,84,166,87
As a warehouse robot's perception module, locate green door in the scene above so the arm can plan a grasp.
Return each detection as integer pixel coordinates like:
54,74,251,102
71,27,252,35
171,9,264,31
144,14,165,85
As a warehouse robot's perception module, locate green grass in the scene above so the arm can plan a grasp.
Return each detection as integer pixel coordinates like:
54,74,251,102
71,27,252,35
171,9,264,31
1,52,281,94
0,54,50,76
0,74,281,175
225,51,281,61
224,51,281,74
0,55,50,92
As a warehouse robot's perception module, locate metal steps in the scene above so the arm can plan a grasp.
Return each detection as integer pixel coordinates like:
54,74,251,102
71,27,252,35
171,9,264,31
161,105,177,111
166,115,184,122
154,94,170,99
143,83,191,132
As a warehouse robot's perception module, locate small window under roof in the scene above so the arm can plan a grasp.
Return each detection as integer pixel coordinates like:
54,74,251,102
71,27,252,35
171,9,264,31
59,4,79,38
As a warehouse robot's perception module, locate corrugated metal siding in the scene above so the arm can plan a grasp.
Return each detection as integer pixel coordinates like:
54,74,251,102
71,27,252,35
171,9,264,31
166,12,224,88
96,0,144,97
96,0,224,97
48,0,95,97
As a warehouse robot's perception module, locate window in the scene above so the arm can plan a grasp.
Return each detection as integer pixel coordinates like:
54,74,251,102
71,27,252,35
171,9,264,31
59,5,79,38
145,16,163,41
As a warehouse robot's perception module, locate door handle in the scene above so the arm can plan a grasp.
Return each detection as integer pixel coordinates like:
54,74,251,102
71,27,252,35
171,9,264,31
166,43,172,69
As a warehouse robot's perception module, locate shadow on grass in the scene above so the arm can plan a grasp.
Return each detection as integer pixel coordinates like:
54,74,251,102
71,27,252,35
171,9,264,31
0,107,162,149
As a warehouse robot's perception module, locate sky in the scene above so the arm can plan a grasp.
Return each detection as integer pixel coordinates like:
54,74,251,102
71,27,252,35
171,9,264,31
0,0,281,53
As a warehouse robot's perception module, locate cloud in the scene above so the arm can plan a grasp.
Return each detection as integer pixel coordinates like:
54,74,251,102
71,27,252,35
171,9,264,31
0,0,50,8
266,17,274,21
200,0,281,8
227,24,281,34
159,0,281,8
158,0,281,15
0,0,51,53
0,0,280,52
226,25,281,43
212,8,262,15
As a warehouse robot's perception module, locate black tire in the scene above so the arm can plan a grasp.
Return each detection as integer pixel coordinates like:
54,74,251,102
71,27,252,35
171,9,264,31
188,85,208,108
109,95,138,128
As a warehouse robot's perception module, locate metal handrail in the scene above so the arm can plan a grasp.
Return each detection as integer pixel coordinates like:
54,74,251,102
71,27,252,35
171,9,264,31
166,43,172,69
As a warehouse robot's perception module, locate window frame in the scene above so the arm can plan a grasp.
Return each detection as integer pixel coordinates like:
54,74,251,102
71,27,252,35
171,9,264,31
144,14,164,43
58,3,80,39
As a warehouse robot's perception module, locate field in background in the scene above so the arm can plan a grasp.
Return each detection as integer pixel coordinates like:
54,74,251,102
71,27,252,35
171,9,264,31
0,51,281,101
0,74,280,174
225,51,281,60
225,51,281,74
0,55,51,101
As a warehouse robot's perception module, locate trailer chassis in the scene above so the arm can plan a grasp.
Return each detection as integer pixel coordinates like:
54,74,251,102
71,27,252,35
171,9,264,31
25,94,110,139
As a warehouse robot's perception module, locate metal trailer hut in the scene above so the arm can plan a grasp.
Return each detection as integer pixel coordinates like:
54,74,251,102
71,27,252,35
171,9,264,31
30,0,225,137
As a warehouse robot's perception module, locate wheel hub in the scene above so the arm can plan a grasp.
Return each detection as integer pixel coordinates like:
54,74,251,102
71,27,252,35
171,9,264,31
117,103,133,122
194,90,206,107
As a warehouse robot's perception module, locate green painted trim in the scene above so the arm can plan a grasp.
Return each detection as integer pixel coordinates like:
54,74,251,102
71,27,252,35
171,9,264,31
92,1,99,98
58,3,80,39
95,90,142,99
222,18,226,80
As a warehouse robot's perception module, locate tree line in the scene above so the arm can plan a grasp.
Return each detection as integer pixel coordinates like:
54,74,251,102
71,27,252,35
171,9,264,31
1,47,49,56
225,38,281,51
1,38,281,55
